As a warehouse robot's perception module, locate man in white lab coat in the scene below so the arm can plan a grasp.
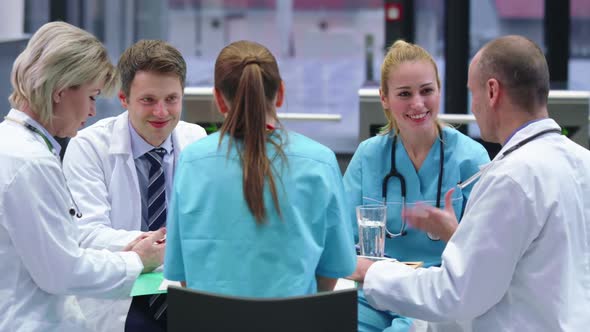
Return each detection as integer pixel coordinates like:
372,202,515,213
349,35,590,331
63,40,206,332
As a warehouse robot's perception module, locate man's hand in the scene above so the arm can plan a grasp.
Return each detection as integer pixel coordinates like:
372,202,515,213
130,228,166,273
403,188,459,242
346,257,375,283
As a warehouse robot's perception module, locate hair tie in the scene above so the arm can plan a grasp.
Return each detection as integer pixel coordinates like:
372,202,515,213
242,58,260,67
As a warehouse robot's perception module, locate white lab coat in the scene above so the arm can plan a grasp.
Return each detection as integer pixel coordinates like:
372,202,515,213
63,111,206,332
0,109,143,332
363,119,590,331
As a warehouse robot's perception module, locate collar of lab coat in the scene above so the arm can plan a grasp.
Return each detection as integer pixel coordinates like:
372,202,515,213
459,118,561,190
7,108,62,157
494,118,561,162
108,111,133,156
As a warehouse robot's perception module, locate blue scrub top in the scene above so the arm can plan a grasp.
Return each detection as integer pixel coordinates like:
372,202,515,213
343,126,490,267
164,130,357,298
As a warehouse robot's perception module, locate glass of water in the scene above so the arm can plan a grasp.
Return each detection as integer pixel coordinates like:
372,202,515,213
356,204,386,257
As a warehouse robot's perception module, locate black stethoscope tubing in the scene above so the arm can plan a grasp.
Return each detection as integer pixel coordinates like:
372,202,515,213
499,128,562,159
382,129,444,239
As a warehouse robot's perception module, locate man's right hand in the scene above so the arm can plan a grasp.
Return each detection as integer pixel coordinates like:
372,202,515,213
130,228,166,273
346,257,375,283
403,188,459,242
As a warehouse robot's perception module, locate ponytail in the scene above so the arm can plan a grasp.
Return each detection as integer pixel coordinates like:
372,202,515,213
216,42,284,224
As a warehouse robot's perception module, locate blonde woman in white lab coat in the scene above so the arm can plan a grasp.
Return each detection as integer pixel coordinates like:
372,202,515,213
0,22,166,332
350,35,590,331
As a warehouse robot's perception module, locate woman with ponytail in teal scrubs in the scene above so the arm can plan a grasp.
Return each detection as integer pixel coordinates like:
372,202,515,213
164,40,356,298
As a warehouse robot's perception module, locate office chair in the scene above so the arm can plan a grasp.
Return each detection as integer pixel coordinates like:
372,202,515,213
167,286,357,332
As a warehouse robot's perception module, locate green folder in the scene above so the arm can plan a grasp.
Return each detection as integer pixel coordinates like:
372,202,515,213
130,271,167,297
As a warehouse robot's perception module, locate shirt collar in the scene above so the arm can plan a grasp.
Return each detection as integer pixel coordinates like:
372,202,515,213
8,108,62,156
128,120,173,159
503,118,546,146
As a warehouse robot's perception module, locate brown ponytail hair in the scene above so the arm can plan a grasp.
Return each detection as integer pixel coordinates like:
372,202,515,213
214,40,285,224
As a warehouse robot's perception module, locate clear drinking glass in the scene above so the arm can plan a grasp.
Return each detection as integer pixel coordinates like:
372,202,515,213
356,204,386,257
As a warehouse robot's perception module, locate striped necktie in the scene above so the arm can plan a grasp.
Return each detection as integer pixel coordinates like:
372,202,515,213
144,148,168,322
145,148,167,231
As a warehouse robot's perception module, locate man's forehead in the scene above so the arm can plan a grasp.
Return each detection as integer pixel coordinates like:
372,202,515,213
468,52,483,77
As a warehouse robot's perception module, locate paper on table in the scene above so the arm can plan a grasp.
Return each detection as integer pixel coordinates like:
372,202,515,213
159,278,182,291
357,256,423,269
334,278,357,290
130,271,182,297
130,272,165,297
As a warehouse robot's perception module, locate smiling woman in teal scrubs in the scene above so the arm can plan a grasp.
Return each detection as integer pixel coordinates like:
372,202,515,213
343,40,490,331
164,40,356,298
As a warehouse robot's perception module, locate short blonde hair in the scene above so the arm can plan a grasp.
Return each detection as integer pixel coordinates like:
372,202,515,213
380,40,442,134
9,21,118,125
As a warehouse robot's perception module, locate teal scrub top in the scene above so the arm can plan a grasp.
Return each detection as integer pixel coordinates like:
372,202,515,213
164,130,357,297
343,126,490,267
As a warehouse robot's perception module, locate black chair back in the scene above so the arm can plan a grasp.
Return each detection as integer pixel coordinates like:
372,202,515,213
167,286,357,332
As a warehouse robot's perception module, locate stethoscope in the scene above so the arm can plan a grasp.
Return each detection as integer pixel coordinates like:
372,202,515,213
457,128,563,191
382,129,444,240
4,116,83,218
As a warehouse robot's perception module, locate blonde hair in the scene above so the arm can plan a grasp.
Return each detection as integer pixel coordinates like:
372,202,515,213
380,40,442,135
9,21,118,125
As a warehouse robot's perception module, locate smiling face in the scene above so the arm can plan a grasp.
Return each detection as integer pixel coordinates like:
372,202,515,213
120,71,183,147
380,60,440,136
52,82,102,137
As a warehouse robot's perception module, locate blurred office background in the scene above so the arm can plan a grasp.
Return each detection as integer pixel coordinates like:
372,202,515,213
1,0,589,160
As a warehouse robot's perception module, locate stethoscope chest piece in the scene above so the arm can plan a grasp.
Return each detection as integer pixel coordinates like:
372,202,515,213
427,232,440,241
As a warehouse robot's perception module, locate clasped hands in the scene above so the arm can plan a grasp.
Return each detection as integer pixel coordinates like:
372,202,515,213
123,228,167,274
